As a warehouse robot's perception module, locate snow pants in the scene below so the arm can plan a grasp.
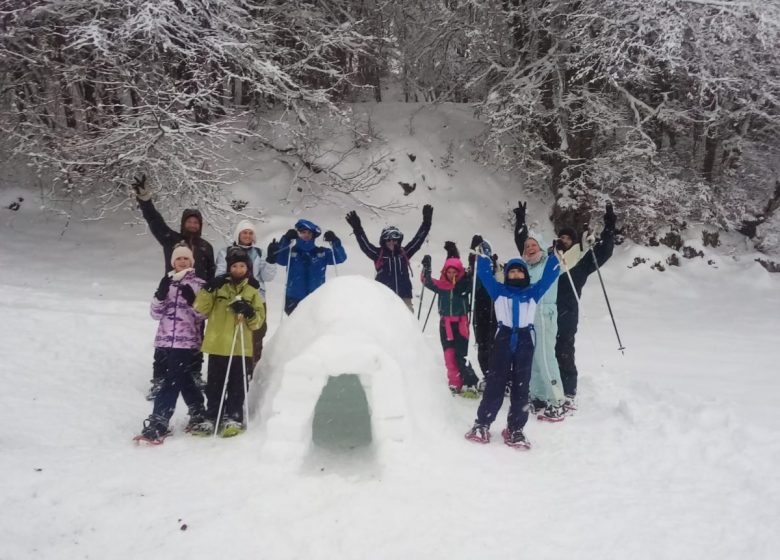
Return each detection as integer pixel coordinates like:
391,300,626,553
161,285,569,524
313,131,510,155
152,348,205,423
205,354,251,424
556,300,579,397
530,304,565,406
439,316,479,389
472,285,496,378
475,327,534,431
153,332,204,381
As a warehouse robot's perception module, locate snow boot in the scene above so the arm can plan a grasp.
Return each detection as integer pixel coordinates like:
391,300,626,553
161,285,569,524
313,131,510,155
537,404,566,423
192,371,207,391
562,395,577,416
460,386,479,399
189,418,215,437
220,418,245,438
185,407,207,433
529,399,547,415
465,423,490,444
145,378,164,402
449,385,463,396
134,415,171,445
501,427,531,450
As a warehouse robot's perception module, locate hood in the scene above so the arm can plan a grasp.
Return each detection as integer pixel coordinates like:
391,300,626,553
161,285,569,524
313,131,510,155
504,257,531,288
233,219,256,246
295,219,321,238
180,209,203,237
430,257,466,290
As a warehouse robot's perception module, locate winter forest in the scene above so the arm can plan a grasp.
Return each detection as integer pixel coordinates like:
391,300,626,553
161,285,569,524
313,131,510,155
2,2,780,560
2,0,780,253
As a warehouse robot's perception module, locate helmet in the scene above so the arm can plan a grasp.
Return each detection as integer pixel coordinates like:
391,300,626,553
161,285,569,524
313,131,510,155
380,226,404,245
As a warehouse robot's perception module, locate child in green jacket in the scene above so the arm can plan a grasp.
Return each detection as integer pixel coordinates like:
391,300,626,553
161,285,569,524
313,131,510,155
192,248,266,437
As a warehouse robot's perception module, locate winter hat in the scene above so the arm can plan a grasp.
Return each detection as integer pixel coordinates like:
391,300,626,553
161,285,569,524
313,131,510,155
170,244,194,268
233,219,256,246
525,230,547,250
180,209,203,235
557,226,578,244
226,246,251,270
504,258,531,288
295,218,321,237
380,225,404,245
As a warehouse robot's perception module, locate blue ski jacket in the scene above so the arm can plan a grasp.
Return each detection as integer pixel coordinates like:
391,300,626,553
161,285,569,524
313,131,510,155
275,235,347,301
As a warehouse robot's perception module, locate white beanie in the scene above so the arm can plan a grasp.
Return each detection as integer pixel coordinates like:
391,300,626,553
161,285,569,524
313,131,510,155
171,244,194,267
233,220,256,245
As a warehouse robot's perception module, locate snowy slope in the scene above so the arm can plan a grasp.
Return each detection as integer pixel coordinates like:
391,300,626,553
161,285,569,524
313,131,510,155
1,103,779,560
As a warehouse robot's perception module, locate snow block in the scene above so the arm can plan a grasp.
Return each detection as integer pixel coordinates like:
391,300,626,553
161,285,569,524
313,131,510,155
253,275,447,463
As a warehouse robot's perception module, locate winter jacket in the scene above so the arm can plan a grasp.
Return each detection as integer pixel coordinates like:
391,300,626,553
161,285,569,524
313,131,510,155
150,270,206,350
138,199,216,282
422,258,472,317
476,254,560,335
194,279,265,357
352,220,430,299
215,220,276,299
275,235,347,302
557,227,615,307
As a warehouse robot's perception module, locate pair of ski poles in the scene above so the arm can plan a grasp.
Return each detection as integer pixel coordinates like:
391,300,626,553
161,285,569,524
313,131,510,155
213,302,251,437
418,252,478,333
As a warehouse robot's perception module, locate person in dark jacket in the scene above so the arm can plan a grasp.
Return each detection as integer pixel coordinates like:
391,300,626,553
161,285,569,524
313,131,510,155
266,219,346,314
132,174,216,399
421,242,480,397
467,235,500,384
554,203,617,405
345,204,433,312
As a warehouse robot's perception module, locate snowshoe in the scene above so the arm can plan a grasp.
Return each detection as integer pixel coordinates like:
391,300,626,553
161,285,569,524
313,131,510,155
219,419,245,438
465,423,490,444
145,378,164,402
537,404,566,423
562,396,577,416
501,428,531,450
459,386,479,399
133,416,171,445
184,409,207,433
449,385,463,396
189,419,215,437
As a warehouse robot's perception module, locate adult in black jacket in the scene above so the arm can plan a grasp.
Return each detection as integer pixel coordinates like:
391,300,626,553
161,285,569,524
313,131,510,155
132,174,216,399
467,235,499,381
133,175,216,282
512,201,617,401
555,204,616,400
345,204,433,311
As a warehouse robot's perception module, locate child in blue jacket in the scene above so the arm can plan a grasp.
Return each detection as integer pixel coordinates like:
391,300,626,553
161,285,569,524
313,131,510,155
465,246,560,449
266,219,347,314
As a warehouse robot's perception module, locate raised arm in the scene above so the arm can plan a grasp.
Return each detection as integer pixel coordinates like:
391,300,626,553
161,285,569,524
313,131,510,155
403,204,433,257
138,198,178,247
530,253,560,301
513,201,528,254
345,211,380,260
476,254,502,300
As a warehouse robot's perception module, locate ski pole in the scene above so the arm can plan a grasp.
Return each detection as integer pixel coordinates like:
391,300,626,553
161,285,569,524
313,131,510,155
238,319,249,431
214,318,241,437
590,248,626,353
329,242,339,276
422,292,437,332
280,242,292,322
417,285,425,320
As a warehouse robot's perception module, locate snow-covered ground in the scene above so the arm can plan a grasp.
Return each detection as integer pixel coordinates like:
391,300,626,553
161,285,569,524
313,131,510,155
1,103,779,559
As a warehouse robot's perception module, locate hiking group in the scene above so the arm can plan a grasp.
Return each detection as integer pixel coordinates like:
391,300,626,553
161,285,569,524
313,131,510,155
131,175,618,450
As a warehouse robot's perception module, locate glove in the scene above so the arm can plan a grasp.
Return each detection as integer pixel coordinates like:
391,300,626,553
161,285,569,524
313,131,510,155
345,211,362,231
229,299,256,319
266,239,279,264
323,230,339,243
284,229,298,241
132,174,152,202
479,241,493,259
154,275,171,301
179,284,196,306
422,204,433,225
421,254,432,269
247,276,260,290
444,241,459,259
604,202,617,230
470,234,483,250
204,274,230,293
513,201,527,224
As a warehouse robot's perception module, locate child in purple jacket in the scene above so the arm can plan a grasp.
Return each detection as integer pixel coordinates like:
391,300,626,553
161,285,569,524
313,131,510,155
135,245,207,444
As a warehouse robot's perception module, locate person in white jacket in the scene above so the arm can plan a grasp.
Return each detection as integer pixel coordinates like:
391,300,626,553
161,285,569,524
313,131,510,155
215,220,276,367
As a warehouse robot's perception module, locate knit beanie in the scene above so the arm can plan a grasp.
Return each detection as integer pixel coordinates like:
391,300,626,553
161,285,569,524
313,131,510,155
170,245,194,267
